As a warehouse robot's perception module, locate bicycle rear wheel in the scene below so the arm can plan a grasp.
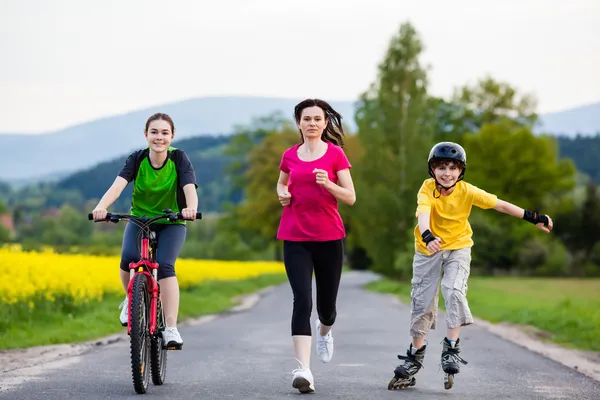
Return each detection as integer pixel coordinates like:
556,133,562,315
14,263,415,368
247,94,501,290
130,273,151,394
150,293,168,385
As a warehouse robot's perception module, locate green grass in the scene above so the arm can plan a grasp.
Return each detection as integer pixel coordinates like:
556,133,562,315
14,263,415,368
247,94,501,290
0,273,287,351
366,276,600,352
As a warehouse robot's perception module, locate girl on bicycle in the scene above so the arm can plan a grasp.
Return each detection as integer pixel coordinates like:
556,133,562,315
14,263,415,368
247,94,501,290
91,112,198,349
276,98,356,393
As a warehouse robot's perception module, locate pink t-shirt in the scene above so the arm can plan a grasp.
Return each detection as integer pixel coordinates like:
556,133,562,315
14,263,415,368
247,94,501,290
276,141,352,242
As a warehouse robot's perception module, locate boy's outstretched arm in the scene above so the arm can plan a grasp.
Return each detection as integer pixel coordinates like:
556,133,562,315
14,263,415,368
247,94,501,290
493,199,554,233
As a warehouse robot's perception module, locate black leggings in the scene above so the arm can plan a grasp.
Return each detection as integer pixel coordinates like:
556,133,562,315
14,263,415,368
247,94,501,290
120,222,186,280
283,240,344,336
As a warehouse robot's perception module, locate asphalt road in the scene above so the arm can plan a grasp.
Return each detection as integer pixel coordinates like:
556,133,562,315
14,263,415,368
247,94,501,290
1,271,599,399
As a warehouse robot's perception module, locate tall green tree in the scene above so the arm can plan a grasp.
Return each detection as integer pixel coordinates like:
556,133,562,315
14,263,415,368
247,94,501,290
428,76,539,144
462,121,577,273
454,75,538,130
224,111,291,196
352,22,433,277
463,121,576,209
223,114,299,259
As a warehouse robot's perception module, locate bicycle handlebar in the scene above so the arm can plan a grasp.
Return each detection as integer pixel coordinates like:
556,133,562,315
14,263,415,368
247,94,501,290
88,211,202,224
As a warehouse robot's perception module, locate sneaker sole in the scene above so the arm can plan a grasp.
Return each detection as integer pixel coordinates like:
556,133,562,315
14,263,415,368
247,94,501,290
165,341,183,350
292,377,314,393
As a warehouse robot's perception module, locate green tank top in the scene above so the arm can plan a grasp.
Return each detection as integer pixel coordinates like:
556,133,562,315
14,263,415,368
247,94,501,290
118,147,197,224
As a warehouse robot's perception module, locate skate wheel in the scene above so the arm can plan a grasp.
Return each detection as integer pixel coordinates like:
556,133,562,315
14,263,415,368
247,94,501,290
387,377,397,390
388,377,415,390
444,374,454,390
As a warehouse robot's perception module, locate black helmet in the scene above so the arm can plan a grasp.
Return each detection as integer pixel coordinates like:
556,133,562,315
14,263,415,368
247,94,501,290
428,142,467,165
427,142,467,183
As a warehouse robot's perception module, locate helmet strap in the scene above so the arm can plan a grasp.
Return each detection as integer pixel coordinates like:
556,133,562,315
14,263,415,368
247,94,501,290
430,168,465,198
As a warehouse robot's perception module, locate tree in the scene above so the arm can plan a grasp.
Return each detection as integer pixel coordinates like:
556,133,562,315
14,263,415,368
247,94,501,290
222,114,299,260
224,111,291,196
352,22,433,277
462,121,577,273
0,199,9,243
463,121,576,209
0,199,8,214
580,182,600,256
454,75,538,130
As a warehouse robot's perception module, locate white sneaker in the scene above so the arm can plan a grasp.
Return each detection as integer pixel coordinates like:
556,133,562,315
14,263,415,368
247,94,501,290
292,360,315,393
316,319,334,363
163,327,183,350
119,296,128,326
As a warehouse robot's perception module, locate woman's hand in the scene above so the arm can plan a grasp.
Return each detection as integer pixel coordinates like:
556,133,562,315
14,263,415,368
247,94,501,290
313,168,330,188
278,191,292,206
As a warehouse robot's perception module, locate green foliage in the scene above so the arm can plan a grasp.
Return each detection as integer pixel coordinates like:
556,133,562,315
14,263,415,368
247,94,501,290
180,213,273,261
453,75,538,129
463,121,576,209
6,135,236,214
224,111,292,192
223,114,300,260
352,22,433,278
557,133,600,183
460,121,577,274
0,199,8,214
3,20,600,277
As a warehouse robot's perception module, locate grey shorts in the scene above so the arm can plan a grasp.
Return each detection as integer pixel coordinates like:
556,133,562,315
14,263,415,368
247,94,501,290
409,247,474,338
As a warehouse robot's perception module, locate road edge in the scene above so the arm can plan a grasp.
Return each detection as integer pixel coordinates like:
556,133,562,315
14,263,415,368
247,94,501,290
0,285,276,375
385,294,600,382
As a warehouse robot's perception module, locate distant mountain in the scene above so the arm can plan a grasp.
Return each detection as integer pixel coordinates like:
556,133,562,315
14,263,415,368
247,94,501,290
536,101,600,136
3,135,239,213
1,96,357,181
2,95,599,182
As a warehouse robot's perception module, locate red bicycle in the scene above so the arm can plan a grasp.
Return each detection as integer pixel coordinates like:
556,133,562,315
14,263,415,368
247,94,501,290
89,209,202,394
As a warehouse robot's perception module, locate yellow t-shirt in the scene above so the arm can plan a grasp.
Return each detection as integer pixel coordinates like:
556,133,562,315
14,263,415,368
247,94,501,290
413,178,498,255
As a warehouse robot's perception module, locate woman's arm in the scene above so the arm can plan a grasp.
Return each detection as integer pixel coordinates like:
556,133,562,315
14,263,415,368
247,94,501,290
277,171,291,206
316,168,356,206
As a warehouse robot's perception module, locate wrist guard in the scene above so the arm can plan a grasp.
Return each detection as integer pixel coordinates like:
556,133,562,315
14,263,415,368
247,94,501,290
421,229,436,244
523,210,549,225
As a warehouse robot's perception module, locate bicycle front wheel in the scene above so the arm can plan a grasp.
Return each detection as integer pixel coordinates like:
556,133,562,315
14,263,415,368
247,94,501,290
130,273,151,394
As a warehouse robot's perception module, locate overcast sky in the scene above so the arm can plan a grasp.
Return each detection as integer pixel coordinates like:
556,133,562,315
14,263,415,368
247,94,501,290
1,0,599,133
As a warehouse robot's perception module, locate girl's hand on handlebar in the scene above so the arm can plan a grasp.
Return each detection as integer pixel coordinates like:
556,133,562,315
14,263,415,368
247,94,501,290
92,208,108,221
181,208,197,220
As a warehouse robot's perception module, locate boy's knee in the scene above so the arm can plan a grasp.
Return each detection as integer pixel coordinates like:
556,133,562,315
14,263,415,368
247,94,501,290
410,310,436,337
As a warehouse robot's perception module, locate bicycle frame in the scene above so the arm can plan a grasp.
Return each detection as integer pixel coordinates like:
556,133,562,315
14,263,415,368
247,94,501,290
126,230,160,336
88,210,202,336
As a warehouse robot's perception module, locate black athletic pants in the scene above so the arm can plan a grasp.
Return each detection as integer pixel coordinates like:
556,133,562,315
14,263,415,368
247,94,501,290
283,240,344,336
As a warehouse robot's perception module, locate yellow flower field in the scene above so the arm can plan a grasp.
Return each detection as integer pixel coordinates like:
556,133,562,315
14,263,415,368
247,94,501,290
0,245,285,306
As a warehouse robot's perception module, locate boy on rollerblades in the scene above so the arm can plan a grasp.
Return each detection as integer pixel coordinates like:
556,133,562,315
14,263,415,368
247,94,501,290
388,142,553,390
